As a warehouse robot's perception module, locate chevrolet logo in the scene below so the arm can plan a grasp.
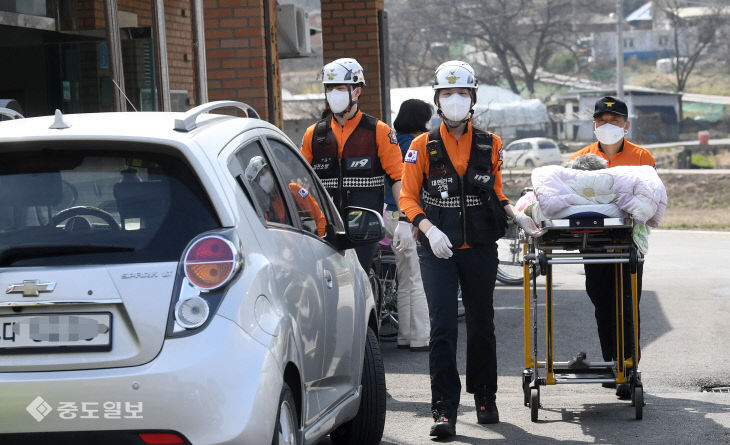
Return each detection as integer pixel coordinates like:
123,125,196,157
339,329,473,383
6,280,57,297
604,101,615,107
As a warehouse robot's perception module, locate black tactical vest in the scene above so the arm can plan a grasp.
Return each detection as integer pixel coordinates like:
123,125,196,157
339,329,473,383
419,127,507,248
311,113,385,215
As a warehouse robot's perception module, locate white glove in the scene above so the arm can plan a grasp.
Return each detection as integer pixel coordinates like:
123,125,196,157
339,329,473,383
425,226,453,259
513,211,546,238
392,221,416,251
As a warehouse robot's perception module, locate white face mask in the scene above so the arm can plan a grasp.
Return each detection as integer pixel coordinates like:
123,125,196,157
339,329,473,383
439,93,472,122
326,89,351,114
258,171,275,194
594,123,627,145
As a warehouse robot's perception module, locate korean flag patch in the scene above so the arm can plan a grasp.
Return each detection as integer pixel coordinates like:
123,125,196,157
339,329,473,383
404,148,418,164
298,187,309,198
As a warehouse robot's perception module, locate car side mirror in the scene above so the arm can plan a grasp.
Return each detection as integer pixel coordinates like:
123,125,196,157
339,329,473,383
331,206,384,250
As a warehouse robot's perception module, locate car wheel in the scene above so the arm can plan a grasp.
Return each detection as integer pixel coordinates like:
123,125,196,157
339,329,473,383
272,383,300,445
330,327,386,445
524,159,535,168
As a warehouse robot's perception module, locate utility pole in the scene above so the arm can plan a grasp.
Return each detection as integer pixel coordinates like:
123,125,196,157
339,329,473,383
616,0,624,99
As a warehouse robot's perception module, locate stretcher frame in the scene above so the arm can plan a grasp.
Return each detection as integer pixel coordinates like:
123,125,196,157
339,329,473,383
521,214,644,422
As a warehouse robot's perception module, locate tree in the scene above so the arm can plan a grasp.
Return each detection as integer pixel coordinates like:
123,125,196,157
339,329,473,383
386,0,452,87
451,0,584,97
655,0,728,93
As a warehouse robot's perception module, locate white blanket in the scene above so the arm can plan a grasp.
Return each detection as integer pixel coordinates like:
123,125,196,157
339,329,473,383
531,165,667,227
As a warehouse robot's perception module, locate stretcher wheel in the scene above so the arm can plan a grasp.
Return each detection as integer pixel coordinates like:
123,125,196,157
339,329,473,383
633,386,643,420
530,388,539,422
522,379,530,406
522,372,532,406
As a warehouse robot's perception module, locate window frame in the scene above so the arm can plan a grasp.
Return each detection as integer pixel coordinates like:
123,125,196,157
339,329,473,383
226,137,295,232
260,133,343,239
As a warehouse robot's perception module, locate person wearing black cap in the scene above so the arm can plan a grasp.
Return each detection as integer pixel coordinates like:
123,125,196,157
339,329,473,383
571,96,655,167
568,96,655,399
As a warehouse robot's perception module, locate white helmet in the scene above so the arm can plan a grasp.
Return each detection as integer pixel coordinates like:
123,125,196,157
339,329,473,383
321,58,365,85
245,155,268,182
433,60,478,90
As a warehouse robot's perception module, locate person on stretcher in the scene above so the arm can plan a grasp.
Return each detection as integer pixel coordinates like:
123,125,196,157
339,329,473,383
513,153,607,239
512,153,666,254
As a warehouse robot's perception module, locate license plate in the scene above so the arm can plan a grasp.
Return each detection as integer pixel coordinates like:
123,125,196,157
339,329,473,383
0,312,112,353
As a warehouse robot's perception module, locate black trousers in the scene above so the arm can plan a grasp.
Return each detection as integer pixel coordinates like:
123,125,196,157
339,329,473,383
584,262,643,362
419,244,498,415
355,242,378,274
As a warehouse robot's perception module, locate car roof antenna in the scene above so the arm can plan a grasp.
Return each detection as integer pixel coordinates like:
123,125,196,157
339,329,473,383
112,79,138,112
49,109,71,129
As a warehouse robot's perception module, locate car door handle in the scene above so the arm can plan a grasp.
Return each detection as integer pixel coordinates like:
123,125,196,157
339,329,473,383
323,270,334,289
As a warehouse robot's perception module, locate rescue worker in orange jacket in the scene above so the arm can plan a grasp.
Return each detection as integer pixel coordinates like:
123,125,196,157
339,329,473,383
245,156,326,237
399,60,540,438
569,96,655,399
301,58,406,270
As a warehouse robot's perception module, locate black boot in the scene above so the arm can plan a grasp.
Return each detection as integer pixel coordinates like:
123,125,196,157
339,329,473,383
474,390,499,424
430,405,456,438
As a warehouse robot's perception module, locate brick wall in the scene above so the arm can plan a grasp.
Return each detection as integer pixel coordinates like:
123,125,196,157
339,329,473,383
76,0,104,29
321,0,384,119
203,0,282,125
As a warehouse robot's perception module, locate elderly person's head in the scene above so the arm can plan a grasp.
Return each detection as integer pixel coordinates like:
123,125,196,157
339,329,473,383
566,153,607,170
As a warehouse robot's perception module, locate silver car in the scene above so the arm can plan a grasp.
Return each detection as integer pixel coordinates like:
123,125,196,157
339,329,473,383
502,137,563,169
0,102,386,445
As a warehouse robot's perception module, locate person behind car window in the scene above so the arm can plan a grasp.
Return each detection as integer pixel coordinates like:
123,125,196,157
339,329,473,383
568,96,655,399
382,99,433,352
399,60,538,438
300,57,404,271
245,156,326,237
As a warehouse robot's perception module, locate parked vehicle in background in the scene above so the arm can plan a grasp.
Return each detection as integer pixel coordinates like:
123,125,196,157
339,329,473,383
502,137,563,168
0,101,386,445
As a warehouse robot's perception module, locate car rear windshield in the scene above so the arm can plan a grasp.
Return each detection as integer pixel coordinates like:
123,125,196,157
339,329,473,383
538,141,559,150
0,141,220,266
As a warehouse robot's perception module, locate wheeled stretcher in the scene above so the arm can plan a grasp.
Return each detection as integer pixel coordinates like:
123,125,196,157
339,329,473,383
521,210,644,422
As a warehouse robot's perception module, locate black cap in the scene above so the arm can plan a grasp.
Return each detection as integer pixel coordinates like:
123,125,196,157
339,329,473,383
593,96,628,118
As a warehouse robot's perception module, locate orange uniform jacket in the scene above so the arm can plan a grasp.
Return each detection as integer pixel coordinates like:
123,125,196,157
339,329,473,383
399,122,508,225
267,183,327,237
300,110,404,183
569,140,655,167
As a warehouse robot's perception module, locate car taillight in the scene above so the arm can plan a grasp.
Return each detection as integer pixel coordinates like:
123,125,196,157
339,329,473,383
138,433,185,444
183,235,237,290
168,230,242,336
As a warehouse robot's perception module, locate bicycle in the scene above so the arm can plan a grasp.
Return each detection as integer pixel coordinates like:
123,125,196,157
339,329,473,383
496,217,529,285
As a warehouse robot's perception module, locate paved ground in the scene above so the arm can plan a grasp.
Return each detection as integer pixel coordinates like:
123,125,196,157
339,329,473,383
326,230,730,444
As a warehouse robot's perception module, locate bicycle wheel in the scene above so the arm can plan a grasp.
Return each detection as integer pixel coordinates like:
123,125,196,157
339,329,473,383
376,251,399,342
496,219,526,285
457,285,465,320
